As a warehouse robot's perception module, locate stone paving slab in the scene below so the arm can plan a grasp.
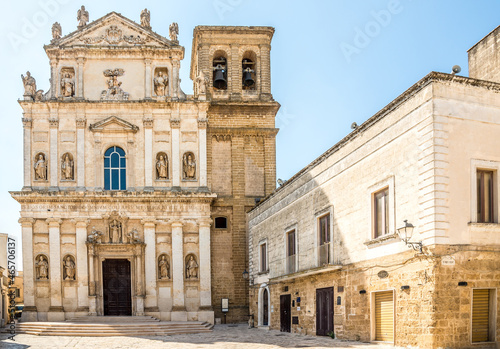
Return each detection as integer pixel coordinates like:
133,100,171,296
0,324,397,349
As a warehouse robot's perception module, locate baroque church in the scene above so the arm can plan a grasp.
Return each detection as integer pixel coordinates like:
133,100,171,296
12,7,279,323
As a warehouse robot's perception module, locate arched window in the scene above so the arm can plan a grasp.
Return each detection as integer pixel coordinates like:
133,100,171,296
104,146,126,190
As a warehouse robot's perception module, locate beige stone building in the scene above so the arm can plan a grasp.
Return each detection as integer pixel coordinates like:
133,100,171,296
248,25,500,348
11,9,278,324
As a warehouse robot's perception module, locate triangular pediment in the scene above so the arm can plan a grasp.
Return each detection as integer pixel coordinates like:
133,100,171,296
89,116,139,133
54,12,174,48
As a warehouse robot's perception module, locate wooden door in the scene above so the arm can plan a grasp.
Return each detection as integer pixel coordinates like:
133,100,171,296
375,291,394,342
472,289,490,342
280,294,291,332
316,287,334,336
263,288,269,326
103,259,132,316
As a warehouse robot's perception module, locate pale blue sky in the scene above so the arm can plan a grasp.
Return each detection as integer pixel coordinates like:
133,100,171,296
1,0,499,260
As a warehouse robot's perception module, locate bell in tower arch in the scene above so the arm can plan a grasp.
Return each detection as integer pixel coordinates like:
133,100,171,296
213,57,227,90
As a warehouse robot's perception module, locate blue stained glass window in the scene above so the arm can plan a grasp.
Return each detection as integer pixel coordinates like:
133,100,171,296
104,146,126,190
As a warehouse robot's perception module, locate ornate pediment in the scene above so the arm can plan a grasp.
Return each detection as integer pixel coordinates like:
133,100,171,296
89,116,139,133
53,12,174,48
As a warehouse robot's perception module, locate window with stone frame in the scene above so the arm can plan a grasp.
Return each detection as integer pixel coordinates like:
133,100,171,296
477,169,495,223
259,242,268,273
285,230,296,274
373,187,389,238
318,214,331,265
104,146,126,190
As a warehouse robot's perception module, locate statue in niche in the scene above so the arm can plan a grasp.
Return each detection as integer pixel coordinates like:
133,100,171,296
60,72,75,97
156,154,168,179
154,71,168,97
125,228,141,244
21,71,37,98
63,256,76,281
77,5,89,29
140,8,151,29
101,69,129,101
183,153,196,179
186,255,199,279
109,219,122,243
36,255,49,280
169,22,179,42
52,22,62,42
61,154,74,180
158,255,170,280
87,227,103,243
195,70,208,96
34,154,47,180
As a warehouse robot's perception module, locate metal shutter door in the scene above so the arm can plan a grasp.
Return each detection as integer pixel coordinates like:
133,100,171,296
472,289,490,342
375,291,394,342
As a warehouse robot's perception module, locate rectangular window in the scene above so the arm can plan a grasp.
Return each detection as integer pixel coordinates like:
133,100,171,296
318,214,331,265
472,289,495,343
373,188,389,238
286,230,296,274
15,288,20,298
477,170,494,223
259,243,267,273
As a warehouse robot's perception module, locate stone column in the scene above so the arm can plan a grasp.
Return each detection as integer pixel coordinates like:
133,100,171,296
171,221,186,321
50,60,58,99
142,219,158,312
171,118,181,188
199,219,213,311
172,60,180,99
87,243,96,315
144,117,154,190
260,44,271,100
230,44,241,100
49,118,59,189
22,117,32,190
75,219,89,312
19,218,36,321
198,118,208,188
145,59,152,100
47,218,64,321
135,246,145,316
77,57,85,99
76,118,86,190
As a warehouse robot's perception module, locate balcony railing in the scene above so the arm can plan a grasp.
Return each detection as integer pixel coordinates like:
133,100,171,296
318,243,331,266
286,254,296,274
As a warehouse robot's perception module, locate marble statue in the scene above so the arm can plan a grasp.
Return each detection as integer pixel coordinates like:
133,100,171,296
140,8,151,29
156,154,168,179
36,255,48,280
21,71,37,98
60,73,75,97
63,256,76,281
154,71,168,97
169,22,179,42
34,154,47,180
195,70,208,95
52,22,62,42
61,154,74,180
186,255,199,279
183,153,196,179
101,68,129,101
109,219,122,243
158,255,170,279
77,5,89,29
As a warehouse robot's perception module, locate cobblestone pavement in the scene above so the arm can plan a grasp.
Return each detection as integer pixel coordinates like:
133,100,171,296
0,324,397,349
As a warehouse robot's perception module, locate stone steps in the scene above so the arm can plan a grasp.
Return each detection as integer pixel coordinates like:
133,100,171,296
12,318,213,336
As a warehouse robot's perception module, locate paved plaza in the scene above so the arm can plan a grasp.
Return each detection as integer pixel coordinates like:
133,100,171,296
0,324,397,349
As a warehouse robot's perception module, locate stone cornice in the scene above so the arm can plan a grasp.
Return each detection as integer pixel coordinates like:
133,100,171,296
209,127,278,138
18,218,35,226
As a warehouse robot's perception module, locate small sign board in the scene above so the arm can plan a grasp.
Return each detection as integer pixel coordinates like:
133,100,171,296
221,298,229,313
441,256,455,266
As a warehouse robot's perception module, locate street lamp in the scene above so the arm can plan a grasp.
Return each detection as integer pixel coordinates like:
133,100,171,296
242,269,249,280
396,220,422,253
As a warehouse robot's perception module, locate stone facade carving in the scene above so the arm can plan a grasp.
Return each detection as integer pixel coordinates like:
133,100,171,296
34,153,47,181
195,70,208,96
21,71,36,98
51,22,62,42
109,219,123,243
60,72,75,97
82,25,148,45
125,228,141,244
87,227,103,243
77,5,89,29
186,254,198,279
154,71,168,97
156,153,169,179
158,254,170,280
63,255,76,281
183,152,196,179
61,153,74,180
101,68,129,101
140,8,151,30
35,255,49,280
169,22,179,42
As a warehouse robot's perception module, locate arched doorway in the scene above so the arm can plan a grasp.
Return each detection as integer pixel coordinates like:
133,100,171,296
263,288,269,326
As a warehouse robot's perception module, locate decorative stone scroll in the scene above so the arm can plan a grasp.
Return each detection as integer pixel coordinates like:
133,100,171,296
158,254,170,280
125,228,142,244
87,227,103,243
63,255,76,281
61,153,74,180
82,25,149,45
185,254,199,279
35,254,49,280
183,152,196,180
100,68,129,101
34,153,47,181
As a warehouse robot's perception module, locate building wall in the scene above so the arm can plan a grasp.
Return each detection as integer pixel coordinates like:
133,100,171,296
469,26,500,84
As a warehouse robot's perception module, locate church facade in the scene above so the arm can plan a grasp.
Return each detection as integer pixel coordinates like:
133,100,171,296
12,9,279,323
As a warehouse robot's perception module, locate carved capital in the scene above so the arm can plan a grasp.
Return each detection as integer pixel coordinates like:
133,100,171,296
76,118,86,129
48,118,59,128
170,118,181,129
141,219,157,228
145,59,152,66
73,218,90,228
46,218,63,227
171,221,183,229
22,118,32,128
143,118,154,128
77,57,86,65
197,118,208,129
18,218,35,227
198,218,212,228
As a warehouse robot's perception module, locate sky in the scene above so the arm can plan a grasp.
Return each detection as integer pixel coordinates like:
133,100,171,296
1,0,500,265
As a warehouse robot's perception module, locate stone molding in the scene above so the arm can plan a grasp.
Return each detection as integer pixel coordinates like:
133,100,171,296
197,118,208,129
143,118,154,128
48,118,59,128
170,118,181,128
76,118,86,128
46,218,63,226
22,118,33,128
18,217,35,226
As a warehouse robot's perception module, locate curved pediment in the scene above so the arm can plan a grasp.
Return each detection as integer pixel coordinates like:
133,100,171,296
89,116,139,133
